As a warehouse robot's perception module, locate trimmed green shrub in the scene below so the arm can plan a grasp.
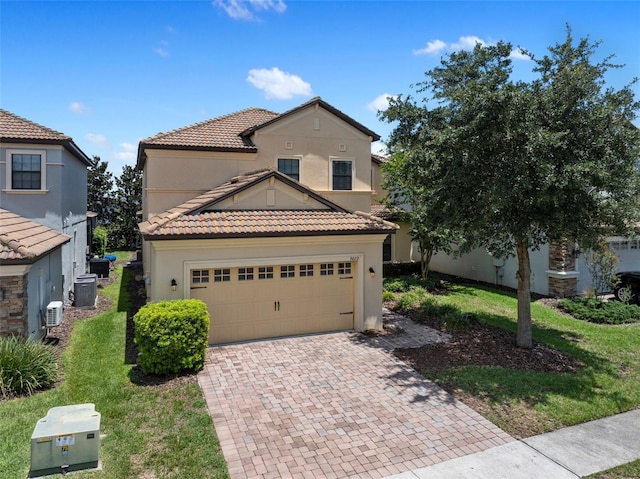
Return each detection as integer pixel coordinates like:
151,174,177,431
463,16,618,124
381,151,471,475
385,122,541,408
134,299,210,374
92,226,108,258
557,297,640,324
0,336,58,398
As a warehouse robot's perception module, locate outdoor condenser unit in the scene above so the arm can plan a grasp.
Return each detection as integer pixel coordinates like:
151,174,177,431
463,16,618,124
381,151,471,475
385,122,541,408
29,403,101,477
45,301,63,327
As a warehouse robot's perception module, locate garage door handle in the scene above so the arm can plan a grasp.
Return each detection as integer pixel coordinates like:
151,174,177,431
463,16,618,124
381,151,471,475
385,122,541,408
340,312,353,315
190,286,207,290
274,301,280,311
340,276,353,279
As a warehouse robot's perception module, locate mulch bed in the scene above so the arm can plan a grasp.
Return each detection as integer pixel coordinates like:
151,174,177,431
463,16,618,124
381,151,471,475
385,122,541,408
395,320,583,374
390,303,583,375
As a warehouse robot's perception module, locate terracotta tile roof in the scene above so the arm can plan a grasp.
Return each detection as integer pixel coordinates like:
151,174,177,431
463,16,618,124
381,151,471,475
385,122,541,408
0,209,71,262
0,109,93,166
370,204,408,221
371,153,388,165
137,97,381,168
139,107,279,151
142,210,397,239
139,168,397,239
139,168,345,235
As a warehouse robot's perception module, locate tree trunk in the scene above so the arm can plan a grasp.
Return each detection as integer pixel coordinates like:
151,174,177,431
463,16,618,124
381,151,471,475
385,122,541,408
515,240,533,349
418,239,433,280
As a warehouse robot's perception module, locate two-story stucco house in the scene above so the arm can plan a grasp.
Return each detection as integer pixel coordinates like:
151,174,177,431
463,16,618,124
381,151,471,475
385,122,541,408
137,97,398,345
0,110,92,338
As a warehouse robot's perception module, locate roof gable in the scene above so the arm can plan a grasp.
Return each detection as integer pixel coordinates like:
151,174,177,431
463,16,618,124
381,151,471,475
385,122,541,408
0,109,93,166
139,168,397,239
0,209,71,263
240,97,380,142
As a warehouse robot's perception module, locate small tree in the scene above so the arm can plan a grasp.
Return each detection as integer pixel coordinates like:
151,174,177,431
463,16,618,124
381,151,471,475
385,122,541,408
109,165,142,250
381,149,457,280
92,226,108,258
87,156,114,226
582,239,620,300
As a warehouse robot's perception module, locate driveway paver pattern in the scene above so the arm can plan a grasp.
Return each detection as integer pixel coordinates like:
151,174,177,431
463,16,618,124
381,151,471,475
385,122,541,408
198,314,514,479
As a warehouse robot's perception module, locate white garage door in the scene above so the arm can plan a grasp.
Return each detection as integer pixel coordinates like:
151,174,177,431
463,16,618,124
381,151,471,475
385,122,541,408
190,261,355,344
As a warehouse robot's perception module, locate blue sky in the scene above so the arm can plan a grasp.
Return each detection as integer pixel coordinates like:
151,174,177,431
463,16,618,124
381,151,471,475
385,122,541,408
2,1,639,175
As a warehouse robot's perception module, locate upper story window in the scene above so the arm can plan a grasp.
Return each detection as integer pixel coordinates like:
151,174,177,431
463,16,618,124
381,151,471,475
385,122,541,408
277,158,300,181
332,159,353,191
6,150,46,191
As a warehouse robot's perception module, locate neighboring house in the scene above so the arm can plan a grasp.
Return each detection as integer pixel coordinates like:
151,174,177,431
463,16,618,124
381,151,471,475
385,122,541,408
0,110,93,337
0,209,70,338
370,154,414,263
137,97,397,345
421,236,640,297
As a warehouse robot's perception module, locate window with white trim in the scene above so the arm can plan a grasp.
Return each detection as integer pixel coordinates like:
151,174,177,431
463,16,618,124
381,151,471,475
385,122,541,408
277,158,300,181
299,264,314,277
258,266,274,279
338,262,352,275
320,263,334,276
192,270,210,284
214,268,231,282
331,159,353,190
280,265,295,278
6,150,46,191
238,267,254,281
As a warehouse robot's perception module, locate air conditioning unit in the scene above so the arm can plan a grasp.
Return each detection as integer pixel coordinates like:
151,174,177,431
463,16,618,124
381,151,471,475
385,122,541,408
46,301,63,327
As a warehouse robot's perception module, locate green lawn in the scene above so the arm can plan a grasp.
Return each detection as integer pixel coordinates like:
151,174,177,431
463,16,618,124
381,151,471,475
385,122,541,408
390,280,640,436
586,459,640,479
0,252,228,478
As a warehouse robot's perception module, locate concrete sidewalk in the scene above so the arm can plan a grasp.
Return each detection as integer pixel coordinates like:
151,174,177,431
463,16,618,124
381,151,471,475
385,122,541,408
385,409,640,479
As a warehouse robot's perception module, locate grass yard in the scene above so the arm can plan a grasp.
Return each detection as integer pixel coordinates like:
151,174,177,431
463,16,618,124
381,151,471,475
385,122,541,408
0,252,228,479
386,279,640,438
587,459,640,478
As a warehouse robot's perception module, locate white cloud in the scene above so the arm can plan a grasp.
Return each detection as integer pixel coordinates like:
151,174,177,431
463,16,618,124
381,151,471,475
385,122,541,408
451,35,487,50
367,93,396,113
509,48,531,61
119,142,137,153
413,35,490,56
85,133,109,149
247,67,312,100
213,0,286,21
412,39,446,55
69,101,90,115
115,151,136,162
154,47,169,57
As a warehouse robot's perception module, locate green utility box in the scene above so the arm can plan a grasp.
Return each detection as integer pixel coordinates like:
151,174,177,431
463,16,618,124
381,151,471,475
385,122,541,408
29,403,101,477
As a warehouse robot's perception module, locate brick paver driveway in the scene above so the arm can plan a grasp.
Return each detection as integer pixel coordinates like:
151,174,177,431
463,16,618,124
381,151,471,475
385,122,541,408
198,313,514,479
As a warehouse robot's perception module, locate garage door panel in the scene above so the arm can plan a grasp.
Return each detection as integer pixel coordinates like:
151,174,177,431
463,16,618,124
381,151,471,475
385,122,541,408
191,262,356,345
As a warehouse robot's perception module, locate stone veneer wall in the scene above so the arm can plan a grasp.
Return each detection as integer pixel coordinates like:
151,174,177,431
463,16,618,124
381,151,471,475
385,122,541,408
0,273,28,337
547,239,578,298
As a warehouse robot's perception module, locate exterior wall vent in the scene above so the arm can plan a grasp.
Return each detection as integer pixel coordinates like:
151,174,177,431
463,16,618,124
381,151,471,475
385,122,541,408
285,141,293,150
339,143,347,152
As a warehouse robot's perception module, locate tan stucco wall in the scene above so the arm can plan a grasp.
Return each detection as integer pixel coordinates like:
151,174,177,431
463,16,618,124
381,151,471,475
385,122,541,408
146,234,386,331
141,106,376,219
392,222,413,262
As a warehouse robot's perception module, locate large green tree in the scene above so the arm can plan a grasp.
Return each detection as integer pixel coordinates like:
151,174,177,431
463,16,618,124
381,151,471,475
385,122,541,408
87,156,114,225
109,165,142,250
382,28,640,348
